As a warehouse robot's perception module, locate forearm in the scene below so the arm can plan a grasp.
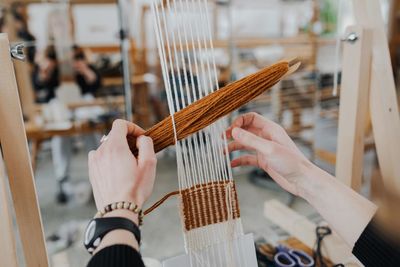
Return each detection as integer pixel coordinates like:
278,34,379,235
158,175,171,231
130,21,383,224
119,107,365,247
300,165,377,248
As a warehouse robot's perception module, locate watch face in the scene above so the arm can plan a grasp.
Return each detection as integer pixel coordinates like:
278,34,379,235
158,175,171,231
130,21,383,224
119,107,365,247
85,220,96,245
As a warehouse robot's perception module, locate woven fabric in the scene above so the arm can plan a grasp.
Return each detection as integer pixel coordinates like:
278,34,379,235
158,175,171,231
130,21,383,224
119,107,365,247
180,181,240,231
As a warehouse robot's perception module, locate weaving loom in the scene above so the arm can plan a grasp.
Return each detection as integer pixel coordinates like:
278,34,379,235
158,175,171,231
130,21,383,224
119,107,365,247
143,0,296,266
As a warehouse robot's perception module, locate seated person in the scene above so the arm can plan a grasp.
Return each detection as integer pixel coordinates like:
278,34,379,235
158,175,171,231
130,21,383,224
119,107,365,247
32,46,60,103
72,45,101,97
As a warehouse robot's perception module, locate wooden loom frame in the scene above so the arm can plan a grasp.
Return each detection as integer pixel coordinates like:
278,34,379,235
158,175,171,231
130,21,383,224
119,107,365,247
1,0,399,265
0,33,49,267
335,0,400,193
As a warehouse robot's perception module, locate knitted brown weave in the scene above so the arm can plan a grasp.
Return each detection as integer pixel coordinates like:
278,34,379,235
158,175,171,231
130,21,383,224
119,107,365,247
180,181,240,231
128,61,290,156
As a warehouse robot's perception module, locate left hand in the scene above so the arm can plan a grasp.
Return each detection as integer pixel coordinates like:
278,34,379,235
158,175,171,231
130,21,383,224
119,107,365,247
73,60,87,74
88,120,157,211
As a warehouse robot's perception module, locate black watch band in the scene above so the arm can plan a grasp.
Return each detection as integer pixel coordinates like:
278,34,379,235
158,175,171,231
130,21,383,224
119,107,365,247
84,217,141,254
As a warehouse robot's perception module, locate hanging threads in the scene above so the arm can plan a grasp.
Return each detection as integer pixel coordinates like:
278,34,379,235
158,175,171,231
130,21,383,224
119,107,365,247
145,1,298,266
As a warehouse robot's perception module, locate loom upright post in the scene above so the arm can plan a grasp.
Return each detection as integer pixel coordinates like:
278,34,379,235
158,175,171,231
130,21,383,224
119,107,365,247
335,26,372,191
0,153,18,267
0,33,49,267
117,0,134,121
335,0,400,193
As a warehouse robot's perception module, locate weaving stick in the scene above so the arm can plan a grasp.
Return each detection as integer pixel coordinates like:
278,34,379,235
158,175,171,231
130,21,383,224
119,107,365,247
128,60,299,155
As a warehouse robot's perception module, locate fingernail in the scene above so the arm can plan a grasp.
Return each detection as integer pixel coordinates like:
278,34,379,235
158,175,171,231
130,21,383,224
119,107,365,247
137,135,144,142
232,127,242,139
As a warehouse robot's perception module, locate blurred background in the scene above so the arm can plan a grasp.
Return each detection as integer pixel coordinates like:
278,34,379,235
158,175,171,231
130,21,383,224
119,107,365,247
0,0,398,266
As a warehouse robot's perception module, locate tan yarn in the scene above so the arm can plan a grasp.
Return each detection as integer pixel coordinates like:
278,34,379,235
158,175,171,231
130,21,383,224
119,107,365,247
127,61,290,155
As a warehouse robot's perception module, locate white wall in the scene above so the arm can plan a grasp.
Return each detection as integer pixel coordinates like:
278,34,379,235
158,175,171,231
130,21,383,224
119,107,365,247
28,3,121,49
28,4,54,50
73,4,120,46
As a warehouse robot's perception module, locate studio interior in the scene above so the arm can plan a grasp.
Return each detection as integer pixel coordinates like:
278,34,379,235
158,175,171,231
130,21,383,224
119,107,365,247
0,0,400,267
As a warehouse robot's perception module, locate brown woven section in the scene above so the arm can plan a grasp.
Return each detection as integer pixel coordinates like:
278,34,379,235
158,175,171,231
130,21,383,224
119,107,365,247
179,181,240,231
128,61,289,156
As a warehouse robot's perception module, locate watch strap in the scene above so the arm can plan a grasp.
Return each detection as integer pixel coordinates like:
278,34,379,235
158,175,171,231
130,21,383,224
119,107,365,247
84,217,141,254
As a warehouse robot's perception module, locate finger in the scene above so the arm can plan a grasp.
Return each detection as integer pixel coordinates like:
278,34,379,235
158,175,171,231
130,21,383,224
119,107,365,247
126,122,145,137
231,155,258,168
108,119,145,145
231,127,274,155
227,141,253,153
230,112,266,132
137,136,157,168
241,118,299,152
107,119,129,143
226,125,262,140
96,136,109,155
228,113,298,151
225,125,234,139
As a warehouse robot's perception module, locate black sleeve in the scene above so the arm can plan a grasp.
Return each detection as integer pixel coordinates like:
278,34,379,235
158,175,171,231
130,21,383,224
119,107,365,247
31,65,60,90
31,65,60,102
87,245,145,267
352,218,400,267
31,65,45,90
76,65,102,96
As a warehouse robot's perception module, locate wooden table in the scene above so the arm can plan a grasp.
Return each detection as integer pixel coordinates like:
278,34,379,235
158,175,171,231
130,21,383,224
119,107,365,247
25,121,111,171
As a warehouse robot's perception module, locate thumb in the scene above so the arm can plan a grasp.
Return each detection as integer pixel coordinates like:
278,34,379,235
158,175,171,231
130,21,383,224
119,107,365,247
231,127,274,155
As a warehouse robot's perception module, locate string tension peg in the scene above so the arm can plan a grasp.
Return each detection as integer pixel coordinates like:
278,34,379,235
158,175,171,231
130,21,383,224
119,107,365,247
341,32,358,44
10,43,25,61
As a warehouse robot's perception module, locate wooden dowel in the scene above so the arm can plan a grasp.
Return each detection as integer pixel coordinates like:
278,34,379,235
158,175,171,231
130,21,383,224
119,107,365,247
0,154,18,267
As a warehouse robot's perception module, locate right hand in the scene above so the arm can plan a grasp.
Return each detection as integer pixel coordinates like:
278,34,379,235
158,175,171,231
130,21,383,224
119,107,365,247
226,112,314,197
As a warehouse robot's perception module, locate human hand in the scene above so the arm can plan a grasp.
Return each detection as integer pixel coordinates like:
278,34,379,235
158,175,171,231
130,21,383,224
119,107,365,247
73,60,87,73
38,59,55,80
74,60,97,83
88,120,157,212
226,112,314,197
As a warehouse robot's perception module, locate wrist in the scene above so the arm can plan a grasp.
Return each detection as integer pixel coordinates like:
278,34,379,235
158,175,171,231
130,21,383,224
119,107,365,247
104,209,139,225
297,163,332,203
122,192,145,208
92,211,140,255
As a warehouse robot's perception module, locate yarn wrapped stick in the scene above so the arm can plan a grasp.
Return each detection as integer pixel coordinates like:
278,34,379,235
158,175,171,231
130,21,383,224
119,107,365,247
128,60,300,156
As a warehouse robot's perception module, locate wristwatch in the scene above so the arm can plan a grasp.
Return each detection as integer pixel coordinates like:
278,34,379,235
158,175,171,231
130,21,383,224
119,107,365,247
84,217,141,254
